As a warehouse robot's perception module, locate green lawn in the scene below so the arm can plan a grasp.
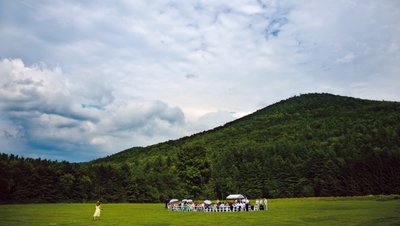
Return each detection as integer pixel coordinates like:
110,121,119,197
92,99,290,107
0,196,399,226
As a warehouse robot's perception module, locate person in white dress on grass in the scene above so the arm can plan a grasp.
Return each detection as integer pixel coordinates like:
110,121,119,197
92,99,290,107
93,201,101,221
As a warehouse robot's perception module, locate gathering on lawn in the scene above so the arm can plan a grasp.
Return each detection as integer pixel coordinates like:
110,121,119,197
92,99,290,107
167,194,268,212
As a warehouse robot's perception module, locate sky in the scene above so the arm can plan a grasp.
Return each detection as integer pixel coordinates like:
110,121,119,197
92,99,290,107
1,0,399,162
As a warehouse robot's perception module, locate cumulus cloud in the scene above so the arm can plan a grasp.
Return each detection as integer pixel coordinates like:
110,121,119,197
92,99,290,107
0,59,210,161
1,0,399,161
0,58,101,122
189,111,236,132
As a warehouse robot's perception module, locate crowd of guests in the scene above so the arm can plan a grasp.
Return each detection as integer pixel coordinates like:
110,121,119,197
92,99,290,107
167,198,268,212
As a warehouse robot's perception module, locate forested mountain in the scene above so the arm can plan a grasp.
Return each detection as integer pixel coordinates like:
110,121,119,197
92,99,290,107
1,93,400,203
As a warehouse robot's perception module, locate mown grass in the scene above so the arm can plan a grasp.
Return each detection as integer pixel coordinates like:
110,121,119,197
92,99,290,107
0,196,399,226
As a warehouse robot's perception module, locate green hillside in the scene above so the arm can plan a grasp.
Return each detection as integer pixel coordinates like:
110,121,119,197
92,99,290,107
96,93,400,164
91,93,400,199
1,93,400,203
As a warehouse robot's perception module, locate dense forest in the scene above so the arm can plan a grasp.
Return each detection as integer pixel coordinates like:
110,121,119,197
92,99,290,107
1,93,400,203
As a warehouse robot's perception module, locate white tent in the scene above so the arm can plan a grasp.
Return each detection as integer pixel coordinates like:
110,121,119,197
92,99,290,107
169,199,179,203
226,194,245,200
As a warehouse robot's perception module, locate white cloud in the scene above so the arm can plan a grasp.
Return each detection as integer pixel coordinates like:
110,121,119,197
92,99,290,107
336,52,356,64
0,0,399,161
0,58,232,161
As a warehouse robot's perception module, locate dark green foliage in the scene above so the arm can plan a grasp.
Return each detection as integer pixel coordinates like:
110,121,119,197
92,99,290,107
1,93,400,203
176,146,210,199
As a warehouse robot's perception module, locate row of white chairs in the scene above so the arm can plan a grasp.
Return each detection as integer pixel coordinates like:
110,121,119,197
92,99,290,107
168,205,265,212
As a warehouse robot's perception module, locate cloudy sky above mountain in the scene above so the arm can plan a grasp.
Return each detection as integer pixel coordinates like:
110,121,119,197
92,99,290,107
1,0,399,162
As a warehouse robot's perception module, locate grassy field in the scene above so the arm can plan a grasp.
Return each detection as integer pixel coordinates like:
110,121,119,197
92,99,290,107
0,196,399,226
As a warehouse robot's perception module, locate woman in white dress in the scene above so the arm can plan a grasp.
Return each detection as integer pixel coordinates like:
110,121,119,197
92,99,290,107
93,201,101,220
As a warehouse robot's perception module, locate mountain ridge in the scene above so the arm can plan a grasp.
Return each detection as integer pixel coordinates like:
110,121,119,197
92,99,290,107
93,93,399,164
2,93,399,203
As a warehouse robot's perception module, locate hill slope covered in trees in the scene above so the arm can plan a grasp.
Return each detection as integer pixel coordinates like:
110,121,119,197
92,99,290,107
1,93,400,203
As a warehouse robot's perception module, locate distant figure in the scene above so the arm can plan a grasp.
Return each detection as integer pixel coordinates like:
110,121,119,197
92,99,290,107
264,198,268,210
259,199,264,210
93,201,101,221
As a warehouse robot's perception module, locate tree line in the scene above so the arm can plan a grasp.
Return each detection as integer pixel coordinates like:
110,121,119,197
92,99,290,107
1,93,400,203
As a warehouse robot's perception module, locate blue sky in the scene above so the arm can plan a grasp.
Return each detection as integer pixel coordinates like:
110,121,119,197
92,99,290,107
1,0,399,162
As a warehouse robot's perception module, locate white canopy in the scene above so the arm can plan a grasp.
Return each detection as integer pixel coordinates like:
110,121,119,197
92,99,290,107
169,199,179,203
204,200,212,205
226,194,245,200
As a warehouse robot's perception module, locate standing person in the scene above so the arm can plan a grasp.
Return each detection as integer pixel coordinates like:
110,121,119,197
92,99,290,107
93,201,101,221
264,198,268,210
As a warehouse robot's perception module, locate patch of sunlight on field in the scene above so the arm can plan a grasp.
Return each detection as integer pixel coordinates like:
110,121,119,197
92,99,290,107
0,196,399,226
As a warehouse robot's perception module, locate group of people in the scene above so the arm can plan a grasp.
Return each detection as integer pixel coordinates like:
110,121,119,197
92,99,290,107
91,198,268,219
167,198,268,212
255,198,268,210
